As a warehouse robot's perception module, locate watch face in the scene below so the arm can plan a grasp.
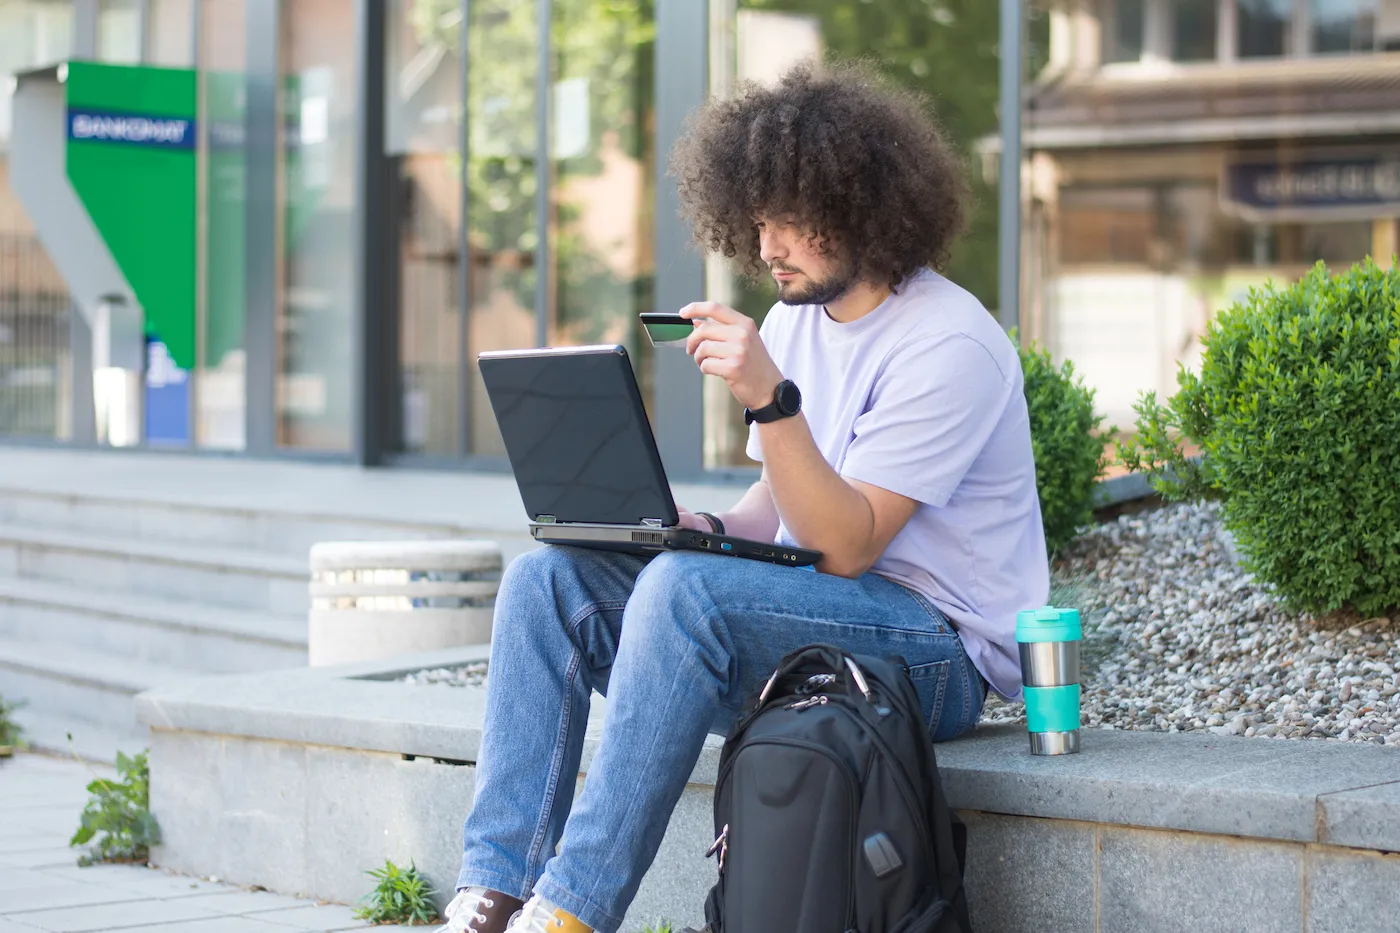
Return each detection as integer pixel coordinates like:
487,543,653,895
776,380,802,415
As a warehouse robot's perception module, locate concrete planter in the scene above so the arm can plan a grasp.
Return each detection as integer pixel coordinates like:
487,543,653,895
308,541,501,667
136,647,1400,933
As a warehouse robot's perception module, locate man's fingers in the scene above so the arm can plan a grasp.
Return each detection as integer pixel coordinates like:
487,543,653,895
679,301,743,325
685,320,749,356
691,339,741,366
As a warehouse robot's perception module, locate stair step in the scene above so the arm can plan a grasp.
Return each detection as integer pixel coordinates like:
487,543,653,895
10,705,149,762
0,523,309,613
0,639,205,733
0,577,307,673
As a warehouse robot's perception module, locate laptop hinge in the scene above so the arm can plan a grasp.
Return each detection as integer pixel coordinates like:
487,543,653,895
536,515,557,524
641,517,664,527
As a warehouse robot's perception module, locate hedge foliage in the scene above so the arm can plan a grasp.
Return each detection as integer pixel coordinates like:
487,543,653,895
1120,259,1400,616
1018,337,1110,556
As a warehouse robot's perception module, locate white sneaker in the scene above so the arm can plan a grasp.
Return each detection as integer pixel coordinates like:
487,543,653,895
503,894,591,933
437,886,522,933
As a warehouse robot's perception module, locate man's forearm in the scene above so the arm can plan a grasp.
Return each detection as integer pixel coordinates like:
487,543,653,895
756,414,878,577
717,479,781,543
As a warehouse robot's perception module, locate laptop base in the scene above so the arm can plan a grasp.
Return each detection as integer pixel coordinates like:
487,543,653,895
530,522,820,567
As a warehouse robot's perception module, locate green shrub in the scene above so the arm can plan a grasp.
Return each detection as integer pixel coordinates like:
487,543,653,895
1120,259,1400,615
70,747,161,865
1018,336,1111,555
0,693,25,749
354,859,439,926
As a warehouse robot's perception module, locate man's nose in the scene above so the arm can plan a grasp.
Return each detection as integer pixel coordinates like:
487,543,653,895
759,227,785,264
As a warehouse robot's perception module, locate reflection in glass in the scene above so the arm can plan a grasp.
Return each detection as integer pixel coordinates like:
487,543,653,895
277,0,356,451
98,0,142,64
1172,0,1216,61
197,0,247,449
465,0,538,457
548,0,656,405
1238,0,1293,57
148,0,195,67
1313,0,1378,53
387,0,462,456
0,0,74,439
1107,0,1144,63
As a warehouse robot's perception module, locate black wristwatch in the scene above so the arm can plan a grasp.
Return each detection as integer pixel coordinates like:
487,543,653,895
744,380,802,425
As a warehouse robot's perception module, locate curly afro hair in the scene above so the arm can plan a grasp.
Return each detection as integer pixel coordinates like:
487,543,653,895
669,59,970,291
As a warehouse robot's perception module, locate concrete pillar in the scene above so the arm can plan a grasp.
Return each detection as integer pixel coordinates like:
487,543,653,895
1372,217,1399,267
308,540,501,667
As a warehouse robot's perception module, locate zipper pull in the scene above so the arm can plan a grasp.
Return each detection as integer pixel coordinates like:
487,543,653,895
786,695,829,711
705,824,729,871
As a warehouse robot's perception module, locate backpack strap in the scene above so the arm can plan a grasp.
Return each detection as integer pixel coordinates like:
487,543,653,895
923,739,973,932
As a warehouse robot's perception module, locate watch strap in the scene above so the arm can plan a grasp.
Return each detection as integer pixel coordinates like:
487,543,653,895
696,511,725,535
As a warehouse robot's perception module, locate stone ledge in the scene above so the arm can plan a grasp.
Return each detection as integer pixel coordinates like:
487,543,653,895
134,644,1400,854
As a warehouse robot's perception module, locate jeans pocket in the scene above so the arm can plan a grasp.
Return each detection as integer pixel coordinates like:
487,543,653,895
906,659,951,743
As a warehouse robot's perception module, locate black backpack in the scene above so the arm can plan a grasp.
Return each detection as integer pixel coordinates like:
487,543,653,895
700,644,973,933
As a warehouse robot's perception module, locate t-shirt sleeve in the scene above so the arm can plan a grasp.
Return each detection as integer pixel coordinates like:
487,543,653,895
745,307,786,464
840,333,1013,508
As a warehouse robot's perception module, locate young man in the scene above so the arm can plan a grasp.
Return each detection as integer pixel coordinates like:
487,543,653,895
439,62,1048,933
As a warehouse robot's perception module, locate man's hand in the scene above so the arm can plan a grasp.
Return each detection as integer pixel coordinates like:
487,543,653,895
673,508,712,532
679,302,784,411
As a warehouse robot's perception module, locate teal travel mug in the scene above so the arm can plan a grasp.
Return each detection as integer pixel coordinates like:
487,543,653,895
1016,606,1082,755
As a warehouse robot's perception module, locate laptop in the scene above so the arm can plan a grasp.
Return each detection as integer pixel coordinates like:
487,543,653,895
478,345,821,567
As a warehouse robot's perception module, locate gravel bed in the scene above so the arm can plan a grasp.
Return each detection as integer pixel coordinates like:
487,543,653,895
982,500,1400,745
398,661,488,687
397,505,1398,746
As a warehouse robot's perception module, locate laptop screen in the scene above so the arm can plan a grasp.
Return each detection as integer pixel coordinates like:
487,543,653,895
478,346,680,527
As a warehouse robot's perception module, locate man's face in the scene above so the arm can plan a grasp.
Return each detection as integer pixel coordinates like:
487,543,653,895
755,214,858,306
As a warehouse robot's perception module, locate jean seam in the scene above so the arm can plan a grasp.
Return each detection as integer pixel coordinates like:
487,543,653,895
567,598,629,633
904,587,956,634
455,868,531,903
534,875,623,933
910,659,950,740
710,606,957,642
525,644,583,885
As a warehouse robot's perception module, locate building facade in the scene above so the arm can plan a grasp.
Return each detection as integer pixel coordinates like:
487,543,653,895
1014,0,1400,427
3,0,1393,478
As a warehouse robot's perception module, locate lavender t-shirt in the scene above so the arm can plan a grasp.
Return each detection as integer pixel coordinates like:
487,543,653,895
747,268,1048,699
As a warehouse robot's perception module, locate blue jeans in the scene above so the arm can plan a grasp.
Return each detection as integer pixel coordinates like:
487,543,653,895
457,546,986,933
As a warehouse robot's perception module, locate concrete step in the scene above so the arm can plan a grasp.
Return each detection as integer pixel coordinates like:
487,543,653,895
10,704,148,762
0,486,532,561
0,639,204,736
0,577,307,673
0,523,308,614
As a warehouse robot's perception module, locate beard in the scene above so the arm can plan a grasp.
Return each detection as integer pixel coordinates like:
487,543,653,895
773,254,859,306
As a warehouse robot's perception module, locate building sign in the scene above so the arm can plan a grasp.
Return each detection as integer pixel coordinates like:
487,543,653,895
68,108,196,150
1223,155,1400,219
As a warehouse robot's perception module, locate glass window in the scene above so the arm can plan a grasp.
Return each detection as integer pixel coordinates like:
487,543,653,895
464,0,538,458
547,1,655,382
196,0,247,450
0,0,74,440
1238,0,1293,57
1106,0,1145,63
277,0,356,451
1172,0,1217,61
386,0,463,457
703,1,1006,469
148,0,195,67
98,0,142,64
1313,0,1379,53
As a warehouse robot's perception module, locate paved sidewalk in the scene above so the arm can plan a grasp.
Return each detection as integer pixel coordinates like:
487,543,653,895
0,753,430,933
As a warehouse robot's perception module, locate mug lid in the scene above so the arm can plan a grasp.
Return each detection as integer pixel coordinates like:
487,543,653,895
1016,605,1082,643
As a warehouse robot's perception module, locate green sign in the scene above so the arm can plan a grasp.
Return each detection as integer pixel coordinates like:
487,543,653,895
65,62,197,370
